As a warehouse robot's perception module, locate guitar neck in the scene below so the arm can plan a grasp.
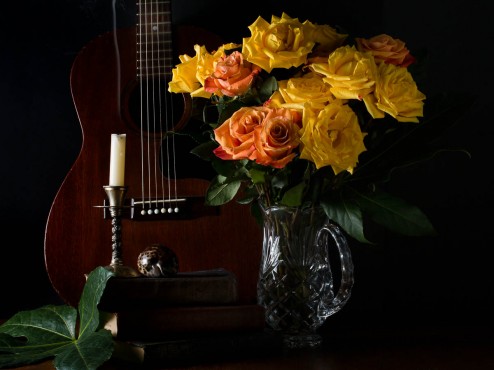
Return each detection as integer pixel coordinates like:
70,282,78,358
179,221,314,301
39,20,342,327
136,0,173,79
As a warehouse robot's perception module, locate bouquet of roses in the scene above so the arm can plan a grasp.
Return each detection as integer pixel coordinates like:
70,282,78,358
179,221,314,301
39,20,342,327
168,12,464,244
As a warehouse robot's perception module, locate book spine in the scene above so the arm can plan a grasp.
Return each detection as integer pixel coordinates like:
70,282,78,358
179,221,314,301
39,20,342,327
111,305,266,342
99,269,239,311
132,331,284,367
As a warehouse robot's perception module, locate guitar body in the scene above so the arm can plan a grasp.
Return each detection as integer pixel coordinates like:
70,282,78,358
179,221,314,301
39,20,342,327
44,25,262,307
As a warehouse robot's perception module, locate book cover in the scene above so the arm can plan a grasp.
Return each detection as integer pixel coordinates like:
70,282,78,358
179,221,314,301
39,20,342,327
99,268,238,312
112,330,284,368
104,304,266,342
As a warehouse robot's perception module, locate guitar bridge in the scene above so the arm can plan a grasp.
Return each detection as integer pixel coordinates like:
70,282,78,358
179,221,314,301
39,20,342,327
103,196,219,221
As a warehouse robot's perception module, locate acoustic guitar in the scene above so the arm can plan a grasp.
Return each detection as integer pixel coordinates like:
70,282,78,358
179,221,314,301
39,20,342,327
44,0,262,308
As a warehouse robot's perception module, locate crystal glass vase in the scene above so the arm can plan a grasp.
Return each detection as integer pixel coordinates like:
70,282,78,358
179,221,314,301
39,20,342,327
257,203,354,348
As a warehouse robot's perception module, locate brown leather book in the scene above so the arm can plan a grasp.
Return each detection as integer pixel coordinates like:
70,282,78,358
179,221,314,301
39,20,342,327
104,304,266,342
112,330,283,367
98,268,239,312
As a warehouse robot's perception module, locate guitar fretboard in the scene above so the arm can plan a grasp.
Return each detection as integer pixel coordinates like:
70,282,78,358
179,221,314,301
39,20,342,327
136,0,172,79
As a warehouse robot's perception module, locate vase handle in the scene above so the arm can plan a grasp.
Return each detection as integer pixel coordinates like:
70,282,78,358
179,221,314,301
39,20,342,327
321,222,354,315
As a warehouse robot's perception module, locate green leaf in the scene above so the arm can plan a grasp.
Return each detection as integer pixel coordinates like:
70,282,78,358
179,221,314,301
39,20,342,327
258,76,278,101
248,167,267,184
355,190,437,237
206,175,242,206
321,197,370,244
190,140,219,161
78,267,114,339
0,305,77,345
212,158,248,178
53,330,114,370
217,98,245,124
281,182,305,206
0,267,114,369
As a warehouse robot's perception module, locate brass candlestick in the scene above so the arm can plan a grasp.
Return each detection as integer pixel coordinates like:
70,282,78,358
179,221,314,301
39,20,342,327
103,185,140,277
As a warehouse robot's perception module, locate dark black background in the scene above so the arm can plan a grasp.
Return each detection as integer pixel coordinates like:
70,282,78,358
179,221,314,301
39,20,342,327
1,0,493,331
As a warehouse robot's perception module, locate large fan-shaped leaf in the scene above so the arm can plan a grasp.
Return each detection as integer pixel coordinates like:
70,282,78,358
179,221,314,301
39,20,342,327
0,267,114,369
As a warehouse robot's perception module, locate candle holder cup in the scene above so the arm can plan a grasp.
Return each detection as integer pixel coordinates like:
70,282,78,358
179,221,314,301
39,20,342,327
103,185,140,277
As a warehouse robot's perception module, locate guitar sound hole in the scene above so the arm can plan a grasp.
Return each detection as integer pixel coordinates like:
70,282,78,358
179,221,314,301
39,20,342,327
126,77,186,133
125,78,214,181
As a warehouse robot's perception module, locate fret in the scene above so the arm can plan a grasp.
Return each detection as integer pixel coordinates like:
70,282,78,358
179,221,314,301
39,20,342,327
136,12,171,17
137,16,171,24
137,42,172,48
136,0,173,79
138,68,174,73
136,21,171,27
136,51,173,59
137,58,172,69
137,0,170,5
137,58,174,65
137,43,172,48
137,31,172,37
136,71,172,79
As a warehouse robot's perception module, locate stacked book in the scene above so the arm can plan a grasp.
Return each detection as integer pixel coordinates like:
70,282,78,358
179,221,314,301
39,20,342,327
99,269,282,367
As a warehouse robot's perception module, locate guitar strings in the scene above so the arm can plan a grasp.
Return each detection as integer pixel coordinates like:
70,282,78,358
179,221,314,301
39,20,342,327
150,0,159,210
138,0,147,214
154,0,167,210
138,0,178,215
156,0,179,213
157,0,174,212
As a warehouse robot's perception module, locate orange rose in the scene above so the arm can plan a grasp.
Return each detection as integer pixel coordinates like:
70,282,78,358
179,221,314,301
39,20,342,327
355,34,416,68
204,51,261,97
250,108,302,168
213,107,302,168
213,106,266,160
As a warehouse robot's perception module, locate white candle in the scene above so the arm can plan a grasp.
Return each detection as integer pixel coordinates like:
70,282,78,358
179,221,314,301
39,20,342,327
109,134,126,186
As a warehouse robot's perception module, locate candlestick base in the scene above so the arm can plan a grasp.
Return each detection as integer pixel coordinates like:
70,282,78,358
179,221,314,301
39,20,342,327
102,185,139,278
105,264,141,278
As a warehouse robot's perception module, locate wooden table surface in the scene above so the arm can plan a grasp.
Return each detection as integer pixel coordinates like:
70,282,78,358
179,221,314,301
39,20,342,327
4,325,493,370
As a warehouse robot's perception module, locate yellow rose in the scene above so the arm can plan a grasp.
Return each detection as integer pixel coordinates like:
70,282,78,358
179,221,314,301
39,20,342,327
300,100,366,174
310,45,377,101
168,44,213,99
242,13,315,73
355,34,416,68
268,72,334,110
168,52,200,94
304,23,348,57
370,62,426,122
